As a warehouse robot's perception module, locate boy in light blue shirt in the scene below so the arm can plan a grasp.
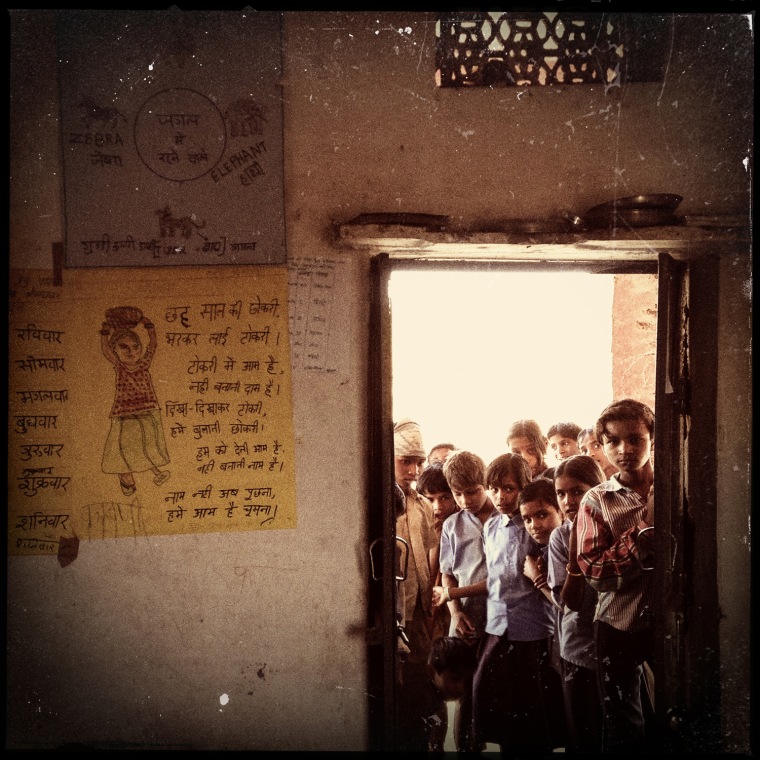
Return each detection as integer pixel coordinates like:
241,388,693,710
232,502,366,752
472,455,560,753
434,450,495,641
430,450,495,753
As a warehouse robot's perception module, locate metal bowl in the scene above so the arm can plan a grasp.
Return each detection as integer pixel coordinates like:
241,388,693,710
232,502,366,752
583,194,684,229
589,194,683,212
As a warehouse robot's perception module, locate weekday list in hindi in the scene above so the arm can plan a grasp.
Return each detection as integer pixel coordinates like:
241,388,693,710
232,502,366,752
8,268,297,556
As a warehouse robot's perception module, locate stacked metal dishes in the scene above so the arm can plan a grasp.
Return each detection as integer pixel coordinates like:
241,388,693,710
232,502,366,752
583,194,684,229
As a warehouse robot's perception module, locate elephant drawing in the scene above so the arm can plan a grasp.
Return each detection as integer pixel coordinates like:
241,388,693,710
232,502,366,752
224,97,267,138
155,206,206,239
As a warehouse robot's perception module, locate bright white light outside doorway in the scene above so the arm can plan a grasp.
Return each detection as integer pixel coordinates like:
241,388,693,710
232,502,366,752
389,269,615,467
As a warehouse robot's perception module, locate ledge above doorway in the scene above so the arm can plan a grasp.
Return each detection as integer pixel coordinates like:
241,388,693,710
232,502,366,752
335,214,749,262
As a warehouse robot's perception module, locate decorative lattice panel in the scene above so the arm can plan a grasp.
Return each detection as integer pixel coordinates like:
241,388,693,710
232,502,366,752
436,12,635,88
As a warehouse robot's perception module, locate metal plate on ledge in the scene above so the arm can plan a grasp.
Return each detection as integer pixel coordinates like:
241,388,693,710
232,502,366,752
589,194,683,211
344,213,449,230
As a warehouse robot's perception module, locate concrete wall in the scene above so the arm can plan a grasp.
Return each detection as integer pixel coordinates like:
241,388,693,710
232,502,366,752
7,11,752,751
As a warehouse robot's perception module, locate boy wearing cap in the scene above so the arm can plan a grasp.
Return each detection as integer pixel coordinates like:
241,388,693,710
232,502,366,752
393,418,446,751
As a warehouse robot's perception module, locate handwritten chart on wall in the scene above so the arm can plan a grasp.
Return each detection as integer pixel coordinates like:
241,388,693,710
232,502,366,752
56,10,285,268
288,257,346,373
8,267,297,557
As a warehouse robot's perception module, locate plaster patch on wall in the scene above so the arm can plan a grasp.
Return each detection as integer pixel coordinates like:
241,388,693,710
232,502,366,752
219,693,230,706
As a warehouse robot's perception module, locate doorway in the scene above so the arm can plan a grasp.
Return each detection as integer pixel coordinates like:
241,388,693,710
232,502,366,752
367,252,721,753
389,267,648,752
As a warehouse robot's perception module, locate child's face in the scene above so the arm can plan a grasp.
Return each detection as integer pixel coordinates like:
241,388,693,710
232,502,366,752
554,474,593,521
428,447,454,466
489,474,521,516
520,498,563,545
422,489,459,524
113,334,142,366
395,456,425,494
578,431,614,471
601,419,653,475
450,483,489,516
507,436,543,477
548,434,580,462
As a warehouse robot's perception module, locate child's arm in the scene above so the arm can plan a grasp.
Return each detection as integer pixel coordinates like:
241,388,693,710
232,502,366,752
559,515,588,611
432,579,487,607
429,543,441,590
435,573,478,639
576,488,653,591
523,555,557,607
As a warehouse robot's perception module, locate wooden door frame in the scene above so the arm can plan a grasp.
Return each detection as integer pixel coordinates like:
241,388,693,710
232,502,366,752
366,251,722,751
654,253,721,751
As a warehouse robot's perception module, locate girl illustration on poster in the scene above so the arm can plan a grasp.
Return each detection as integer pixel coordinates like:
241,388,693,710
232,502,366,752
100,306,170,495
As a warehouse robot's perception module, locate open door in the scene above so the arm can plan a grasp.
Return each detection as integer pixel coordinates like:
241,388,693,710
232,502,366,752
365,252,398,750
653,252,721,752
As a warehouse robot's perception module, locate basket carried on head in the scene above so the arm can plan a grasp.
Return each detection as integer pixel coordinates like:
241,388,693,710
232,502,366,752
105,306,143,329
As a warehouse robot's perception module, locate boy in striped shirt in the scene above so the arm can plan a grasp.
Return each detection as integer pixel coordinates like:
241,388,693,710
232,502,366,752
576,398,656,753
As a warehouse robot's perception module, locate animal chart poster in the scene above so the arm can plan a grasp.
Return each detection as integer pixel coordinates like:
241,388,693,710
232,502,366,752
56,10,286,268
8,267,297,557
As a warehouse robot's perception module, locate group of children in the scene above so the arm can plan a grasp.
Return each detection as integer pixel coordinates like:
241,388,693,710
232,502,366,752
393,399,656,754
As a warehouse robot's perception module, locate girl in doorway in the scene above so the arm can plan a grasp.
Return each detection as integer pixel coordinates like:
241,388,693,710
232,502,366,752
100,307,170,496
546,454,606,753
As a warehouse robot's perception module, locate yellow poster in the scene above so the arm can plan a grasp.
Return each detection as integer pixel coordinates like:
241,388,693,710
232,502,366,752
8,266,297,557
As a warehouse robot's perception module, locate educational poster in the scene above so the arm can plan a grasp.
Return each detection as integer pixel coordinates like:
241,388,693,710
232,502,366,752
56,10,286,268
8,267,297,557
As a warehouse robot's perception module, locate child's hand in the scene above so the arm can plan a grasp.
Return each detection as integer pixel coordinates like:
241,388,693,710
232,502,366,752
431,586,447,608
523,555,542,583
568,513,578,554
451,610,476,639
567,515,583,574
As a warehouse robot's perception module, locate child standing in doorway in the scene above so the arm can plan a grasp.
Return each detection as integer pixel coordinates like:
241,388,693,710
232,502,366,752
434,451,495,642
393,418,447,752
100,308,170,496
576,399,656,753
429,450,495,752
417,462,460,641
547,454,607,753
471,452,561,753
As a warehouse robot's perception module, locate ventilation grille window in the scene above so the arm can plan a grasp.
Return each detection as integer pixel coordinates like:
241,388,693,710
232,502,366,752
436,12,667,88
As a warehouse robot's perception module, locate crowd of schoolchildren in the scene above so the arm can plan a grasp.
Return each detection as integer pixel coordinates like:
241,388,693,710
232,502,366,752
392,399,656,755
